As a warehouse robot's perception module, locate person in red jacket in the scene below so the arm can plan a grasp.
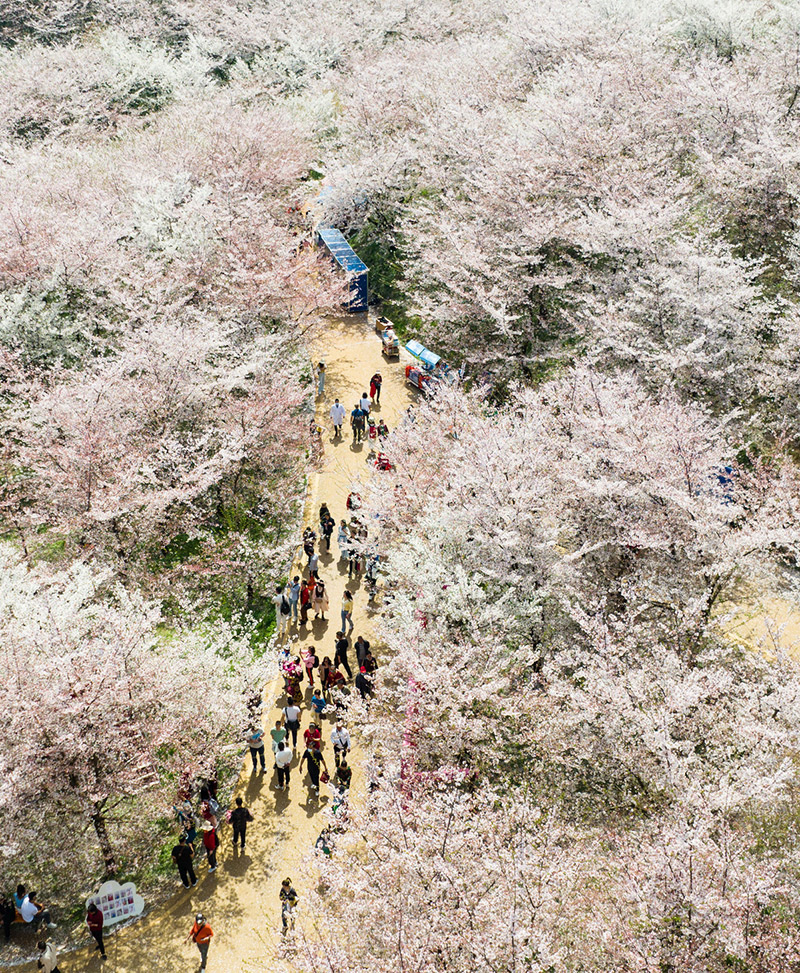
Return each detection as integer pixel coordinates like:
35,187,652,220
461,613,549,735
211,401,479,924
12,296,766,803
86,902,106,958
201,822,218,872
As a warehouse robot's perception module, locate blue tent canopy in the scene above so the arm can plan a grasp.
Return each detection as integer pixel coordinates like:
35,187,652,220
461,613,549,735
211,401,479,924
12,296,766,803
316,227,368,311
405,340,441,371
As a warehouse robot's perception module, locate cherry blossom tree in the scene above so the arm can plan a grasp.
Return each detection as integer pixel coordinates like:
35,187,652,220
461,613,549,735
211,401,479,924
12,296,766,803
0,542,266,886
299,375,800,971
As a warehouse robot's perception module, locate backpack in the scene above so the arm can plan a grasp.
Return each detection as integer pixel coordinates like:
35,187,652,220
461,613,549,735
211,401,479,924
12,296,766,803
280,596,290,615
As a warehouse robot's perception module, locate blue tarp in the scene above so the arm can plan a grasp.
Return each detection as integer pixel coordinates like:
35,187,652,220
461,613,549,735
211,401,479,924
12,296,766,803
317,227,368,312
405,341,441,371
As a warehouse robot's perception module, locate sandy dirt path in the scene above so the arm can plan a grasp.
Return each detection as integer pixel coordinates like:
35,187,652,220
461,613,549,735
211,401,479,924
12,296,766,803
16,315,414,973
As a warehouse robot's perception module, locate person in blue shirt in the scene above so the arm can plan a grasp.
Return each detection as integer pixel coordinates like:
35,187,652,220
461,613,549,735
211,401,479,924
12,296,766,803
350,405,366,443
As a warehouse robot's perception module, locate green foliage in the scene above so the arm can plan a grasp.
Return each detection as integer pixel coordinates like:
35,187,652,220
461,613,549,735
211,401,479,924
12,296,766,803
109,76,172,115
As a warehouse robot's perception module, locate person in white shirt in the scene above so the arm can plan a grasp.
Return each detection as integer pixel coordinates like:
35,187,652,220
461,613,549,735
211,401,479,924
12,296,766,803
20,893,56,930
329,399,346,437
358,393,371,414
275,742,293,790
37,941,61,973
282,702,302,747
331,724,351,767
272,584,291,636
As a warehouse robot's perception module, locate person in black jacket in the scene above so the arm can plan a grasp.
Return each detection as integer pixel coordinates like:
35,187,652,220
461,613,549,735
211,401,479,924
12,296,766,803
229,797,254,852
0,895,14,944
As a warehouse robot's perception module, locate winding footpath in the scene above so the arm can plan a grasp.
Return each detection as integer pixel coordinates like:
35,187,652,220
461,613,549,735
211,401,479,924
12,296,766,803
21,316,414,973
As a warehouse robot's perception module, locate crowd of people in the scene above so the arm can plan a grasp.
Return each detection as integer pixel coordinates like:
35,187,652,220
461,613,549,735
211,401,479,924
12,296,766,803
4,366,390,969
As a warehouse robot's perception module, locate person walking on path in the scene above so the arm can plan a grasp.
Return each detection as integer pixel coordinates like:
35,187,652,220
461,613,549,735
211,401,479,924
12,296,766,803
230,797,253,851
331,723,351,767
359,391,371,414
308,549,320,579
312,579,329,619
341,589,354,634
321,513,335,552
299,742,328,794
201,822,218,872
350,404,366,443
311,688,327,717
303,528,316,566
303,646,319,686
330,398,346,437
316,362,326,396
355,635,370,667
86,903,106,959
377,418,389,441
275,741,292,790
36,941,61,973
337,521,351,561
273,583,291,637
246,726,266,773
270,719,287,755
187,914,213,972
172,834,197,888
300,577,313,626
280,880,298,932
288,576,301,624
334,631,353,679
282,701,302,748
370,372,382,404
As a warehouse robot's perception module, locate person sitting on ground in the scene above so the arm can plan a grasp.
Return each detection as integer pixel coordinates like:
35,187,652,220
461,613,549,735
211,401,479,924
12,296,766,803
20,892,56,930
363,649,378,674
13,885,26,910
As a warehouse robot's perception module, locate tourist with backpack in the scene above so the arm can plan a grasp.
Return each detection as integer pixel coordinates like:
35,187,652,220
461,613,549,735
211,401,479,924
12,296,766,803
273,583,291,637
350,404,366,443
282,701,302,748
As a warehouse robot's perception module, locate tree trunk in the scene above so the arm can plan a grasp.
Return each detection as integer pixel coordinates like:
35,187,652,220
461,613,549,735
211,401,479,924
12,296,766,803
92,803,117,877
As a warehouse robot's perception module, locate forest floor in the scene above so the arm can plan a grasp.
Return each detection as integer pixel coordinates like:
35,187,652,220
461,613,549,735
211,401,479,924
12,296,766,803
13,314,415,973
